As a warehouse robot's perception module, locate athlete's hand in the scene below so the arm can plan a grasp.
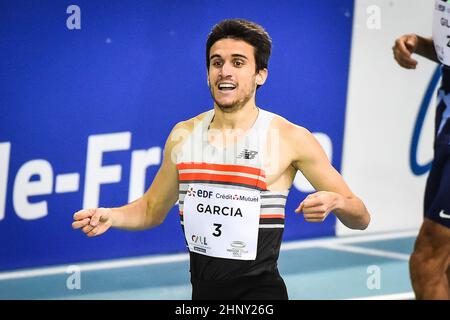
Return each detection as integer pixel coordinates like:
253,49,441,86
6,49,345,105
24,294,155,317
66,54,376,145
72,208,113,237
393,34,419,69
295,191,339,222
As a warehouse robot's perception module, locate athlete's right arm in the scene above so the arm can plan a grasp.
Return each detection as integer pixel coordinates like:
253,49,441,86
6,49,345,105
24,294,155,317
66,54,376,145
393,34,438,69
72,122,189,237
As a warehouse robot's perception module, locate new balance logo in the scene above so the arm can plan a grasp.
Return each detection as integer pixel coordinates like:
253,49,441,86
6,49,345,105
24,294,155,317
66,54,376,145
439,210,450,219
237,149,258,160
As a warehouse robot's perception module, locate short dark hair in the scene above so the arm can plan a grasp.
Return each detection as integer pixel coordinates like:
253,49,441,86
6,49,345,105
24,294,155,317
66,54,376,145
206,19,272,73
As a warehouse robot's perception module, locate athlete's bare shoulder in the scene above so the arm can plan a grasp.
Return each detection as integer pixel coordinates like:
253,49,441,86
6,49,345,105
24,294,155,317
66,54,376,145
269,113,321,166
173,111,210,133
270,113,311,140
166,110,211,155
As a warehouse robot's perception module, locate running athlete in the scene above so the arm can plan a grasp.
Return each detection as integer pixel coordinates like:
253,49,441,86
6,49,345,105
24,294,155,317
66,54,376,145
393,0,450,300
72,19,371,300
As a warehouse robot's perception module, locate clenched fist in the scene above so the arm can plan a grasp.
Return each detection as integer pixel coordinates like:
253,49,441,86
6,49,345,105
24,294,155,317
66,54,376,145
392,34,419,69
295,191,340,223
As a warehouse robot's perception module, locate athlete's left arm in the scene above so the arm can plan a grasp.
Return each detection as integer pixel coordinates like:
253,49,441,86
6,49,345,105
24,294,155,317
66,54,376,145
287,124,371,230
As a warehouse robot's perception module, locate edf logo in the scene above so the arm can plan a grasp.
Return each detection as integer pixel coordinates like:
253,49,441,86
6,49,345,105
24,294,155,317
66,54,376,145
186,187,212,198
197,190,213,198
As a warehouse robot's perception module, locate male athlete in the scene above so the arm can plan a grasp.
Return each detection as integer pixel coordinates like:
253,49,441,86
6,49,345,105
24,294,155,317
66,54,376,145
73,19,371,300
393,0,450,300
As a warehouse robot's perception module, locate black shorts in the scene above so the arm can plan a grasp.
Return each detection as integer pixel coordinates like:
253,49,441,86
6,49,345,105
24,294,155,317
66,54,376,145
191,270,288,300
424,128,450,228
424,70,450,228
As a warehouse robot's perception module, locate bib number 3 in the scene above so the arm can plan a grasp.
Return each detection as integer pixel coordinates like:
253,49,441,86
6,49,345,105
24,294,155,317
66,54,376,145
212,223,222,237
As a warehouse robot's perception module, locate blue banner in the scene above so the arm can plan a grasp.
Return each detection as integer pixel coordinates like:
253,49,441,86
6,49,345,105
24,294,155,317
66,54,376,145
0,0,354,271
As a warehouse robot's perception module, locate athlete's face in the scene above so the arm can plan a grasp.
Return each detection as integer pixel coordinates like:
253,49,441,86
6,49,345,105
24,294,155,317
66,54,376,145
208,38,267,112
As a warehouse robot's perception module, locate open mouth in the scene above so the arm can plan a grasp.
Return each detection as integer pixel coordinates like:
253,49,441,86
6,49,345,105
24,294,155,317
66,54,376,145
217,83,237,91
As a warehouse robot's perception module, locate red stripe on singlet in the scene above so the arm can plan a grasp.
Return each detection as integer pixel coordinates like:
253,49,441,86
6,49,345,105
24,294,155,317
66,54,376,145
177,162,266,178
179,172,267,189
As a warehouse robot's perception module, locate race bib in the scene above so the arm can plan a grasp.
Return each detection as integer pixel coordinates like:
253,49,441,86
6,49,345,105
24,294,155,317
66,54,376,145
183,184,261,260
433,0,450,66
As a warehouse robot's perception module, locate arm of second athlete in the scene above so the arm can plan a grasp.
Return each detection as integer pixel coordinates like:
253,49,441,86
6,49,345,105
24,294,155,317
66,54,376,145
415,36,439,63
